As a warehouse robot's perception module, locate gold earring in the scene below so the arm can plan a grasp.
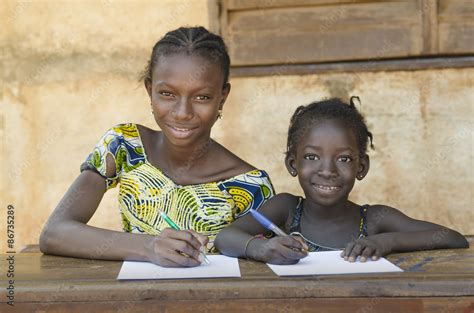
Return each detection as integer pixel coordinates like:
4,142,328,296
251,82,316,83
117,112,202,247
218,109,223,119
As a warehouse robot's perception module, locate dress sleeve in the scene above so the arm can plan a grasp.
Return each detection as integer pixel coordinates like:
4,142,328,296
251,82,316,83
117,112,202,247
219,170,275,218
80,124,129,190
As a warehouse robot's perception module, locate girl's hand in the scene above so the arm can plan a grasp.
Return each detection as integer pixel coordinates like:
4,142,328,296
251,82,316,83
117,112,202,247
250,236,308,265
146,228,209,267
186,229,209,248
341,234,392,262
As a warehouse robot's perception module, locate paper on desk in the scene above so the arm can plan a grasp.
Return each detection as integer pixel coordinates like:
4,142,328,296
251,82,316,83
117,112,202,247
117,255,241,280
267,251,403,276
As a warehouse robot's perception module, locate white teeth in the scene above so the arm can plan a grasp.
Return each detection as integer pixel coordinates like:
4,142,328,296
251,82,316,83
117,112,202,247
171,126,191,132
315,185,339,190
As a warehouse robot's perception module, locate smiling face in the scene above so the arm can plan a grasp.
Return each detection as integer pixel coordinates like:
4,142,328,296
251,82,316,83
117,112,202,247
286,119,369,208
145,53,230,147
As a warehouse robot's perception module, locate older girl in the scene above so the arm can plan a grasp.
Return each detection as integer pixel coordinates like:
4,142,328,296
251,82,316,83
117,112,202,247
40,27,274,267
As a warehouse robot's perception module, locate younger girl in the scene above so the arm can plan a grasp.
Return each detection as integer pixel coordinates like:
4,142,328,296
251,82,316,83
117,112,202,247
215,97,468,264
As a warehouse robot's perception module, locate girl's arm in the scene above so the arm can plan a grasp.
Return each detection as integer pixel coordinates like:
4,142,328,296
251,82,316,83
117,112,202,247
214,193,307,264
39,171,207,267
342,205,469,262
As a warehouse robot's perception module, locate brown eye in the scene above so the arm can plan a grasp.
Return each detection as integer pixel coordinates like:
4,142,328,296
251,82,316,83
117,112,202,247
304,154,319,161
159,91,173,97
195,95,211,101
338,156,353,163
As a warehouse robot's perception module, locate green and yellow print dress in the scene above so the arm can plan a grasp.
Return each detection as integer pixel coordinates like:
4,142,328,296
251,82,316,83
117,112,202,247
81,123,274,252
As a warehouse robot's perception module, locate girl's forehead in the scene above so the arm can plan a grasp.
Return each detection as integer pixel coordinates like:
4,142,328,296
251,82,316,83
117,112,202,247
152,53,224,87
300,119,358,148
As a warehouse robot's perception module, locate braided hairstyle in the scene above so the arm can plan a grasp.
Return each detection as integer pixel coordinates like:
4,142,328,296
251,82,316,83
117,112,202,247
286,97,374,158
141,26,230,87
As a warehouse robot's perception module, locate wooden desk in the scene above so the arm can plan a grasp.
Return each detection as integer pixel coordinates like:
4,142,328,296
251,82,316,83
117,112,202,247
1,242,473,313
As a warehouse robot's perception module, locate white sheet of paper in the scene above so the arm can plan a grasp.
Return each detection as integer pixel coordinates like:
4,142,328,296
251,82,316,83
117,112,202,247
267,251,403,276
117,255,241,280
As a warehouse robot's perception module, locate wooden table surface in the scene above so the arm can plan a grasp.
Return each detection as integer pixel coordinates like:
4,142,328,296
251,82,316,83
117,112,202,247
1,239,473,313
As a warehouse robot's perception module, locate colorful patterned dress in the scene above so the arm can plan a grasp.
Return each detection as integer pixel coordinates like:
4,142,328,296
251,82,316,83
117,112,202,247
80,123,274,252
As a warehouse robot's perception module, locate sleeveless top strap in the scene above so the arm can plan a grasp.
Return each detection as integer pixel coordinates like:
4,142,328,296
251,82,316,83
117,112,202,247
288,200,370,252
358,204,369,238
288,197,304,234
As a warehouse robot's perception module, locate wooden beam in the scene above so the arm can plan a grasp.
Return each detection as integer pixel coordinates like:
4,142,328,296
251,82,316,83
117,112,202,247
230,56,474,77
420,0,439,54
207,0,221,34
218,0,228,38
226,0,382,11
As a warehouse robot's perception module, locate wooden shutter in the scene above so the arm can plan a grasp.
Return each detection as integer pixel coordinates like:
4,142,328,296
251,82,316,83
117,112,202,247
220,0,473,67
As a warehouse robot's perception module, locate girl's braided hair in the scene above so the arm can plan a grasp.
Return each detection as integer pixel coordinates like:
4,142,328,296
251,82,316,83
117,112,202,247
286,96,374,158
141,26,230,87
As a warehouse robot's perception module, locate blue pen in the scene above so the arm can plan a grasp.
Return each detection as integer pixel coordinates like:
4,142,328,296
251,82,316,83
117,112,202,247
249,209,287,236
249,209,307,252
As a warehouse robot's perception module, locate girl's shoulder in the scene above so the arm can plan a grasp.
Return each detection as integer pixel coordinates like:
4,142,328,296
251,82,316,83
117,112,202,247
366,204,402,219
105,123,141,137
83,123,146,188
135,123,160,136
262,193,300,215
365,204,411,234
214,142,255,174
135,123,160,146
89,123,145,155
205,142,260,182
105,123,147,153
256,193,300,230
271,193,301,232
97,123,146,150
270,193,300,205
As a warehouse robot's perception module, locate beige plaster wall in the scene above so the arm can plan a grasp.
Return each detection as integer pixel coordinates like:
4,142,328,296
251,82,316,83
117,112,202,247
1,1,472,253
222,69,473,236
0,0,215,252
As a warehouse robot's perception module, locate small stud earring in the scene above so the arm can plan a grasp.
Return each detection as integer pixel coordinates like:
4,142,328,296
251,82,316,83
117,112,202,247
291,171,297,176
217,109,223,119
151,111,154,115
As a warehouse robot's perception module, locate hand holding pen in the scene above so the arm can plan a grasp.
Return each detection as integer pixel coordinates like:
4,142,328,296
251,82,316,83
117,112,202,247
159,211,210,265
247,209,308,265
145,212,209,267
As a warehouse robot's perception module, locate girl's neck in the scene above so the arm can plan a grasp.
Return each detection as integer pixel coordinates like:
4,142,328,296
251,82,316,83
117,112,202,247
158,134,214,170
302,198,352,222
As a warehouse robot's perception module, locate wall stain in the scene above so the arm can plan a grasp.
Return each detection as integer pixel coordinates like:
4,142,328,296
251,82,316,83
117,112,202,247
323,75,355,101
419,76,429,125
